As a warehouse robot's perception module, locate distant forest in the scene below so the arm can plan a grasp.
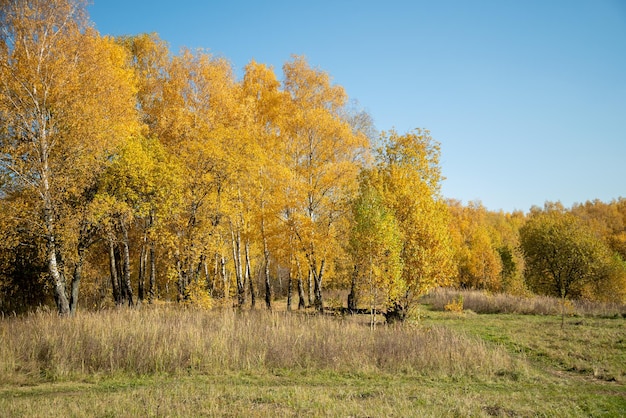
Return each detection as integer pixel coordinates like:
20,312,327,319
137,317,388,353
1,0,624,316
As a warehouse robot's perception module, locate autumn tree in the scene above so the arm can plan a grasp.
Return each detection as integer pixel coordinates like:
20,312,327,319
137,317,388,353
448,200,503,291
572,199,626,262
0,0,138,314
240,60,291,309
374,129,454,321
116,33,170,132
486,209,527,294
93,135,181,305
348,173,403,325
149,48,240,302
568,199,626,302
280,56,368,312
520,207,619,312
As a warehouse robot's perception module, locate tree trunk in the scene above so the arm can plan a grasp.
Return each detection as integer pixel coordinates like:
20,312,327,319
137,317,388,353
176,257,185,302
264,254,271,310
231,226,245,308
137,240,148,303
245,240,255,309
138,237,146,303
296,258,306,310
46,234,70,315
114,245,126,303
69,242,87,314
347,265,359,312
108,236,120,305
287,266,293,312
312,259,325,313
261,216,271,310
213,252,220,297
120,221,134,307
307,269,313,307
221,254,228,300
202,255,212,295
42,148,69,314
148,243,156,303
147,211,156,303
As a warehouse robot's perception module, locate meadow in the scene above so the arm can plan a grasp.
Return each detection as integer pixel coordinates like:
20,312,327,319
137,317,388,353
1,291,624,417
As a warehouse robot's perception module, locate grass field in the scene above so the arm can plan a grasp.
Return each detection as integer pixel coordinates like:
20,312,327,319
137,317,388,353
1,294,624,417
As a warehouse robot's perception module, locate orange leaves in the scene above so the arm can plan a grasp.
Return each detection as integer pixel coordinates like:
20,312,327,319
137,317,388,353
448,201,504,291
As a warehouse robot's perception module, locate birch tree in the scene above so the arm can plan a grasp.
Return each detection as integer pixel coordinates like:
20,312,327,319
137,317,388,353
375,130,454,321
281,56,368,312
0,0,138,314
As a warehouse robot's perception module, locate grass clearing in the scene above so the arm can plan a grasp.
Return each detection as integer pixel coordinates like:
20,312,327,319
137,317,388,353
420,307,626,384
2,371,624,417
1,301,625,417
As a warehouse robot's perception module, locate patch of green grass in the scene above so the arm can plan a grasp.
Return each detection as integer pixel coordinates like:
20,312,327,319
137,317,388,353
1,371,624,417
422,310,626,384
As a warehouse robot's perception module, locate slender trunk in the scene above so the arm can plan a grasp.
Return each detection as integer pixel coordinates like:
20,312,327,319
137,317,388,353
312,259,325,313
138,237,146,303
193,256,202,284
261,215,271,310
297,275,305,309
296,257,305,310
186,256,194,288
203,256,212,295
231,226,245,307
46,234,70,315
148,211,156,303
287,266,293,312
176,257,185,301
41,145,69,314
245,240,255,309
221,254,228,300
264,253,271,310
108,236,120,304
307,269,313,307
348,264,359,312
69,240,87,314
115,245,125,304
148,244,156,303
213,252,220,297
120,220,134,307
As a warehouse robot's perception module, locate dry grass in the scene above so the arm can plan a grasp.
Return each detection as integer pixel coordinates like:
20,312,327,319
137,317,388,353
2,303,624,417
0,305,521,385
423,287,626,317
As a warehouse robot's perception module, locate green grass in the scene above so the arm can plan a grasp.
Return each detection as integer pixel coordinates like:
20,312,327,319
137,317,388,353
1,302,625,417
1,370,624,417
420,309,626,384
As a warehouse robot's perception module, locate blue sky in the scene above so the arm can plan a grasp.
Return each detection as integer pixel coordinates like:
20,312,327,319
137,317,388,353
88,0,626,213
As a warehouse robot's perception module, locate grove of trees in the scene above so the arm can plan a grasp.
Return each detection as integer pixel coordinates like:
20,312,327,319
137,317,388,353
1,0,625,317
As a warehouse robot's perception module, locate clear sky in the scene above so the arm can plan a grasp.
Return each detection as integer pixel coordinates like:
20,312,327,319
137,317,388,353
88,0,626,213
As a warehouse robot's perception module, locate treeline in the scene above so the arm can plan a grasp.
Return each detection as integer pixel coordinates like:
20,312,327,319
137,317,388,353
448,200,626,303
1,0,624,316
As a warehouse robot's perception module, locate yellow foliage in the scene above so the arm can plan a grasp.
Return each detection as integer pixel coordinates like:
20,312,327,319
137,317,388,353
444,295,464,313
374,130,454,303
185,281,213,311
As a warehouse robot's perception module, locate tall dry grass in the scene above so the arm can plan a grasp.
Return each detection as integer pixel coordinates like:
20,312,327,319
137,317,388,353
423,287,626,317
0,306,522,384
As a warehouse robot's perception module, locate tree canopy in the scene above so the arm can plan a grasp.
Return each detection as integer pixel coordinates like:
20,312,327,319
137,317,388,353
1,0,624,316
